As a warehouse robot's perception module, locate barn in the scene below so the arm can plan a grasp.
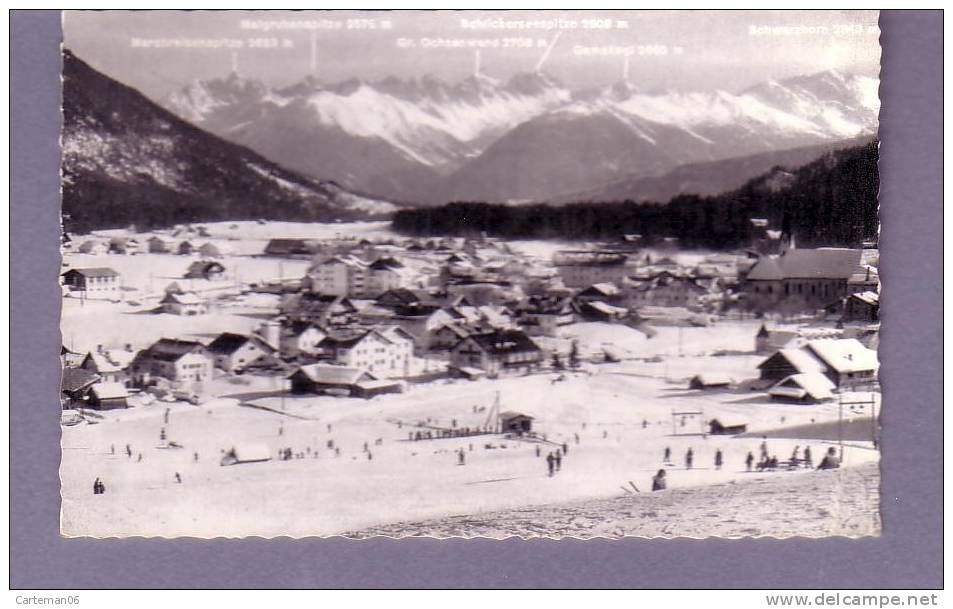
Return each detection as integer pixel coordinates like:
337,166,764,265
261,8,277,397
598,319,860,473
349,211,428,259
87,382,130,410
500,411,534,434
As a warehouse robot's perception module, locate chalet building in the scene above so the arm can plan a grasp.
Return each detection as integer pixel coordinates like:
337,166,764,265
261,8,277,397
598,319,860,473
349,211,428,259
768,373,836,403
279,293,358,326
757,348,827,383
198,242,229,258
575,282,622,304
804,339,878,388
177,240,195,256
87,382,130,410
553,251,630,289
61,367,101,407
264,238,320,257
376,288,422,310
288,364,403,398
61,345,85,368
514,296,576,337
842,291,880,323
80,346,137,386
743,248,864,313
758,339,878,389
257,320,327,360
625,271,707,308
130,338,213,386
61,268,121,298
576,300,629,322
319,326,414,378
429,323,474,351
108,237,135,255
160,291,207,316
185,260,226,280
147,236,174,253
206,333,275,373
449,329,543,377
500,411,534,434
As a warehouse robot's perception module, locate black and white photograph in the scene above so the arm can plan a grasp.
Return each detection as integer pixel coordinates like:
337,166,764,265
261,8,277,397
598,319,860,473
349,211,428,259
58,9,883,539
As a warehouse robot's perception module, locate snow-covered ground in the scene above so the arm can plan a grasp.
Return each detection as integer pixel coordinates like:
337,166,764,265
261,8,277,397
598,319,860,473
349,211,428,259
61,370,879,538
350,462,881,539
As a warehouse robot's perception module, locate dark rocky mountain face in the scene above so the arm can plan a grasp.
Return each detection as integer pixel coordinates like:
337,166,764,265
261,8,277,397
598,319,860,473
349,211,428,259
61,50,396,232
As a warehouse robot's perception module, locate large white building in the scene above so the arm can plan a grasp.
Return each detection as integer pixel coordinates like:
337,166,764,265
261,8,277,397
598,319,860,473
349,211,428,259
307,256,412,298
320,326,415,378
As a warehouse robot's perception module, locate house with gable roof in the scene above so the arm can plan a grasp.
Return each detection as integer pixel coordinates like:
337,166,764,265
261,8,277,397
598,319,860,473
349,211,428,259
130,338,213,386
449,329,543,377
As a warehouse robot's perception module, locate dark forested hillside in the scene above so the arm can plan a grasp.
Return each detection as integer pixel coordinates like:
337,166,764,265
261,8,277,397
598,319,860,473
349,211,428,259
61,50,396,233
391,141,879,249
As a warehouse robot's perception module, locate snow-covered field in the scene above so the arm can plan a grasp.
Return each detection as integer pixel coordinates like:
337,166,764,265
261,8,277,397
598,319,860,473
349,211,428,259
350,462,881,539
61,370,879,538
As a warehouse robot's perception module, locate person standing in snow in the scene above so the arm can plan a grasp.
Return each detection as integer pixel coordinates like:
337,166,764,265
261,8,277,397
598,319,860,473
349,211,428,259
664,446,671,463
817,447,840,470
546,452,555,477
804,446,813,468
174,472,182,484
555,450,562,471
745,451,754,471
685,448,694,470
714,449,723,470
651,469,667,491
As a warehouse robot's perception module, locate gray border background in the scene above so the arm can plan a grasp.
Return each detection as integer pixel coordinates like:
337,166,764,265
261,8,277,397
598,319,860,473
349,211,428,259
10,9,942,589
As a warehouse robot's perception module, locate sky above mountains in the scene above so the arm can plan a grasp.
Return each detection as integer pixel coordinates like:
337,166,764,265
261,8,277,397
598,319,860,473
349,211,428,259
64,10,880,104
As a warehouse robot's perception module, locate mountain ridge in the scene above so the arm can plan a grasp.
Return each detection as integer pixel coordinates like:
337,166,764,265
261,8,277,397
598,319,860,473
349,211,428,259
61,50,397,233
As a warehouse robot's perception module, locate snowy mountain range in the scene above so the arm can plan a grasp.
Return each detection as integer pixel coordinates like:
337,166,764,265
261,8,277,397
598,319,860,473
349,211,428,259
164,67,879,205
62,51,397,232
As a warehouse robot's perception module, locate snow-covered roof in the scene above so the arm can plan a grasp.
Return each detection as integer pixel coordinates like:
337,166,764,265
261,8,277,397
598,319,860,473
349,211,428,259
90,382,129,400
769,373,836,401
62,267,119,278
586,301,628,316
806,338,879,374
758,348,826,374
747,249,863,281
162,292,205,305
85,349,137,372
292,364,375,385
849,291,880,306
